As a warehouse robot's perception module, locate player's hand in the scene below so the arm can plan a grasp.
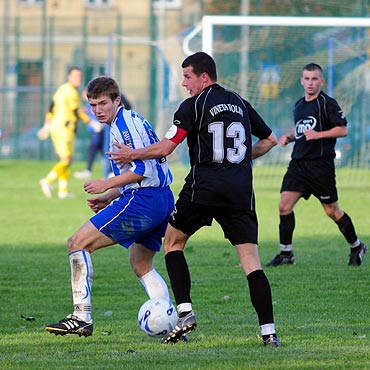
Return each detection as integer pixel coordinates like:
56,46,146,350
107,142,133,167
84,179,108,194
87,196,110,213
304,129,320,141
278,135,290,147
37,124,50,140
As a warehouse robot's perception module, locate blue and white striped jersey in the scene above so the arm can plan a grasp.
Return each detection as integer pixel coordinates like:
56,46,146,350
109,106,173,192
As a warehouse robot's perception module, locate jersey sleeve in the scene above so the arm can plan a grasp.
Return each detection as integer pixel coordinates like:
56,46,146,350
246,101,273,139
326,97,348,127
172,98,196,133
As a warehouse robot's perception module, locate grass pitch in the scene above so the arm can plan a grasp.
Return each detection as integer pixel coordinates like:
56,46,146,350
0,160,369,369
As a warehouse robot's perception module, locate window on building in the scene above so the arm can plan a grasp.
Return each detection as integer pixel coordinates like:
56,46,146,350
153,0,182,10
18,0,44,5
84,0,113,7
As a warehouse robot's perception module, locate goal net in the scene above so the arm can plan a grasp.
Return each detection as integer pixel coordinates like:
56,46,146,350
186,16,370,184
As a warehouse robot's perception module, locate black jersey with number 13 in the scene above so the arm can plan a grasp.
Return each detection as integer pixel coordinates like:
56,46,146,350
173,83,272,211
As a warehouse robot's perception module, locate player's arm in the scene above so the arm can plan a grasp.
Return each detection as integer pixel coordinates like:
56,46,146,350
37,101,54,140
84,171,145,194
251,132,278,159
87,188,120,213
108,125,186,166
304,125,347,141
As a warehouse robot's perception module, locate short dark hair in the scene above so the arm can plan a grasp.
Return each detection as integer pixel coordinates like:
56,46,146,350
67,66,81,75
302,63,323,74
86,76,120,102
182,52,217,81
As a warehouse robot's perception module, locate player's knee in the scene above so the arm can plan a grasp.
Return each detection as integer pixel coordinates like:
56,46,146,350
67,234,88,253
279,202,291,215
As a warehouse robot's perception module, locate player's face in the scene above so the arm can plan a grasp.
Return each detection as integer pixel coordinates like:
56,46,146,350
181,66,208,97
300,69,324,98
68,69,83,88
89,95,121,124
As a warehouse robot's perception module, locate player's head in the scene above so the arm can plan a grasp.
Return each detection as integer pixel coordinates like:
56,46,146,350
301,63,325,98
67,66,83,88
86,76,120,102
302,63,323,76
86,76,121,124
182,52,217,81
181,52,217,97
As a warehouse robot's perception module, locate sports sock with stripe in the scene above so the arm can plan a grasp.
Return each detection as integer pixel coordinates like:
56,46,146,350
69,250,93,323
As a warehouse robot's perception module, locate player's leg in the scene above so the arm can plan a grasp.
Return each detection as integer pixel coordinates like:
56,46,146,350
130,243,170,301
236,243,280,347
161,223,195,344
45,221,115,336
266,190,301,266
217,207,280,347
322,201,366,266
315,159,366,266
131,186,175,301
75,132,103,179
56,134,75,198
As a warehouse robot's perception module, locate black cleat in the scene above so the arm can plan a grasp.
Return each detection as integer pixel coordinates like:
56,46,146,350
161,311,196,344
348,242,367,266
263,334,281,347
266,252,295,267
45,314,93,337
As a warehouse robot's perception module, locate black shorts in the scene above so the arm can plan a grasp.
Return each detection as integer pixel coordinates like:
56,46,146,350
169,196,258,245
281,158,338,204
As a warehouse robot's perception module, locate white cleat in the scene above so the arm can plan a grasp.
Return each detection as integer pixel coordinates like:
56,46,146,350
40,179,52,198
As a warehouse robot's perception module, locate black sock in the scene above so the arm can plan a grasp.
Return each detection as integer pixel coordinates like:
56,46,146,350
279,212,295,245
165,250,192,305
247,270,274,326
335,212,358,244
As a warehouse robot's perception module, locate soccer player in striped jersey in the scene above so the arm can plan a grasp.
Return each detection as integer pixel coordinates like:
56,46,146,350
45,76,174,337
109,52,281,347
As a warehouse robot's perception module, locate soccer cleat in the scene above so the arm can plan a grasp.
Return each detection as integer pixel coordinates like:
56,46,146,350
348,242,367,266
45,314,93,337
40,178,52,198
266,252,295,267
74,169,92,180
263,334,281,347
161,311,197,344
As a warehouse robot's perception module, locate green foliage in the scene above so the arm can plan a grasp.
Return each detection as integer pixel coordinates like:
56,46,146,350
0,160,369,369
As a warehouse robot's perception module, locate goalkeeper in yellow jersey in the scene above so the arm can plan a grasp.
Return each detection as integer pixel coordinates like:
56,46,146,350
38,67,98,199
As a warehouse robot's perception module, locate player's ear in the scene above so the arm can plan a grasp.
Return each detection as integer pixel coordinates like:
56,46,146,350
202,72,211,84
114,95,121,107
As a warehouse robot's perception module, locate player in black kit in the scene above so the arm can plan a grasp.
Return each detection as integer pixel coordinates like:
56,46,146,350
267,63,367,267
109,52,280,347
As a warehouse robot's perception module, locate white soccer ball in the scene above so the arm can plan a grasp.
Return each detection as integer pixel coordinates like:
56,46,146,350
138,298,178,338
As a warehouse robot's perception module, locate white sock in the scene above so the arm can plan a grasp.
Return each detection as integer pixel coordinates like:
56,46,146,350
139,269,170,301
349,239,360,248
279,244,293,252
69,250,93,322
177,303,192,314
260,323,276,336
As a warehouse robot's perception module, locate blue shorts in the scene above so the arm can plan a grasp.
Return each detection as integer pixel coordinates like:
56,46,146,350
90,186,174,251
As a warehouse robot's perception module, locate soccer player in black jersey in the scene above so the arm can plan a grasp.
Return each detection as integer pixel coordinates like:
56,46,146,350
266,63,367,267
109,52,281,347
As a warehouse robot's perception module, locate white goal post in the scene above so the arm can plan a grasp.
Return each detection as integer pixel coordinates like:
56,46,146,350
201,16,370,55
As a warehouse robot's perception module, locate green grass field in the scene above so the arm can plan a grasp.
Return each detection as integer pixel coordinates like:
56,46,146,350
1,160,369,370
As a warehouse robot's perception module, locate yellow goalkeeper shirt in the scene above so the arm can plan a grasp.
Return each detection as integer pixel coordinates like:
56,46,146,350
46,82,89,133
